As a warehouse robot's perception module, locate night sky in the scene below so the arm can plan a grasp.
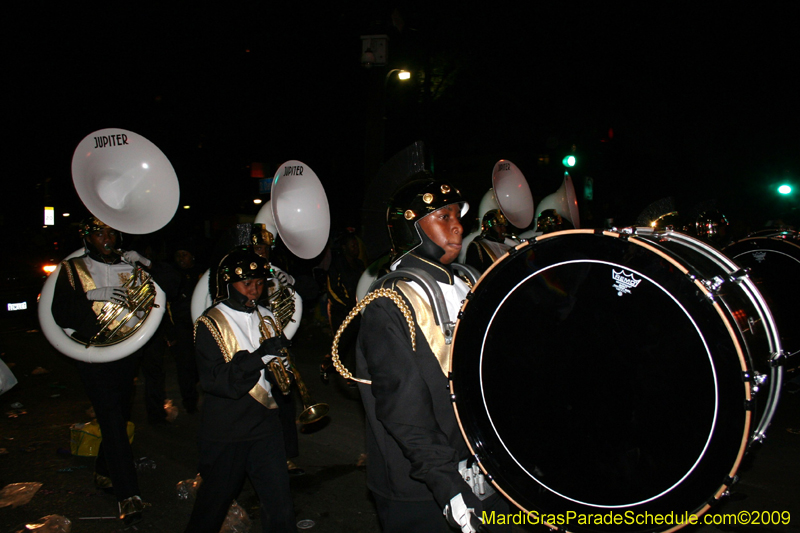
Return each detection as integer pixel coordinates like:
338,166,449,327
6,3,799,257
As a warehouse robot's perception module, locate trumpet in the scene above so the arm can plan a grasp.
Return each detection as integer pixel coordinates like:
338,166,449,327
257,308,330,424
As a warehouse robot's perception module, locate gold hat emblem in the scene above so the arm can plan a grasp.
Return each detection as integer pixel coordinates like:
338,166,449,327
250,262,258,270
222,273,230,282
404,209,415,220
440,184,451,194
235,267,243,275
422,193,434,204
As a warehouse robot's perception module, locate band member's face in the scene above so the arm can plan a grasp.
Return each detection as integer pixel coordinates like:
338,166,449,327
88,228,117,256
418,204,463,265
174,250,194,269
232,278,265,307
252,245,269,261
491,223,507,239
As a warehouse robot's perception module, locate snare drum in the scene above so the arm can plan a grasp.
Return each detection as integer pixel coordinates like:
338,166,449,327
450,229,783,533
724,230,799,360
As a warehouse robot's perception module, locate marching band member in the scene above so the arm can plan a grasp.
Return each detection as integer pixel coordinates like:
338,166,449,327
464,209,512,273
51,216,148,524
355,175,510,532
184,248,296,533
212,222,302,472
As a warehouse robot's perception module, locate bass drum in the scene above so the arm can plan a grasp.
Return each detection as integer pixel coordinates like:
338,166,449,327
723,230,799,361
450,229,783,533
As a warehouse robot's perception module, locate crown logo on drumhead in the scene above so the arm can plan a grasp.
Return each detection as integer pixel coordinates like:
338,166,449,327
612,269,642,296
752,251,767,263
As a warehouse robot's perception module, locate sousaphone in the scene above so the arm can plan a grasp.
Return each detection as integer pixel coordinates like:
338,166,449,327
519,171,580,240
458,159,534,263
38,128,180,363
189,160,330,340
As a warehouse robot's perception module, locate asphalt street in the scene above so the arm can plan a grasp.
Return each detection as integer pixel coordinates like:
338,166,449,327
1,309,798,533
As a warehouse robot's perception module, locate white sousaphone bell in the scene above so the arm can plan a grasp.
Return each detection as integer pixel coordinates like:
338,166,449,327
518,171,580,240
189,160,330,340
457,159,534,263
39,128,180,363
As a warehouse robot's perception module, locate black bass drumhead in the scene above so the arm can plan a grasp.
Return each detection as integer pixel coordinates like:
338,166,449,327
450,230,756,533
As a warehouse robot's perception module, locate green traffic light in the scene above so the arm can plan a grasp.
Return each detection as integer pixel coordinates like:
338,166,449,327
777,184,792,195
562,155,576,168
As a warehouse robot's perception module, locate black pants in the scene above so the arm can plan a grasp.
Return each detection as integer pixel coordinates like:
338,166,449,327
184,434,296,533
140,333,169,422
75,353,141,501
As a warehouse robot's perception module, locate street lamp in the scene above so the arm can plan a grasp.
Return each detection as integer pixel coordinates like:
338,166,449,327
379,69,412,169
384,70,411,102
363,66,412,186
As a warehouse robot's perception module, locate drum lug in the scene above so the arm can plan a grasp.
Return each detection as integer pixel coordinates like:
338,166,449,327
700,275,726,293
753,371,768,394
742,369,767,393
718,475,741,499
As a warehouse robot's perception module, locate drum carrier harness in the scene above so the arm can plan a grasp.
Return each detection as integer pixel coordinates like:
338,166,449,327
330,263,480,385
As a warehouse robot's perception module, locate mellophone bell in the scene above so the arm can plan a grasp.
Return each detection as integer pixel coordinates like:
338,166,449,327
38,128,180,522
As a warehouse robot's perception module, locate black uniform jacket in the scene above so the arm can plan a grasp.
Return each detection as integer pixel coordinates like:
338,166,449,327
194,305,282,443
356,254,470,509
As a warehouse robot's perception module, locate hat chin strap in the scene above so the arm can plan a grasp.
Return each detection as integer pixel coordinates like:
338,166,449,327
414,226,447,264
223,283,258,313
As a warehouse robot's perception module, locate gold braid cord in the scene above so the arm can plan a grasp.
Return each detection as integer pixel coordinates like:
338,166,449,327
331,288,416,385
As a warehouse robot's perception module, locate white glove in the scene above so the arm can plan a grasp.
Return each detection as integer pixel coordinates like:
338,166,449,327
87,287,127,305
444,493,482,533
271,267,294,286
123,251,151,267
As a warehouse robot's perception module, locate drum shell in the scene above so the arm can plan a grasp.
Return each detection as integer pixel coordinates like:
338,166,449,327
450,229,782,532
723,231,800,362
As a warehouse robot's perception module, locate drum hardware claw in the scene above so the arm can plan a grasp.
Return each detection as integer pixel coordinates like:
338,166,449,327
701,276,726,293
445,321,456,345
728,268,749,282
750,430,768,444
769,351,785,367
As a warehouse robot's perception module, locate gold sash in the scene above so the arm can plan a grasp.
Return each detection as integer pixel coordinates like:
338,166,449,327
394,281,450,377
200,308,277,409
476,240,500,263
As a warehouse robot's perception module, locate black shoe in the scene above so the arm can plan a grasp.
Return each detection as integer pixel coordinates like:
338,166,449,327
287,460,305,476
94,473,114,495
